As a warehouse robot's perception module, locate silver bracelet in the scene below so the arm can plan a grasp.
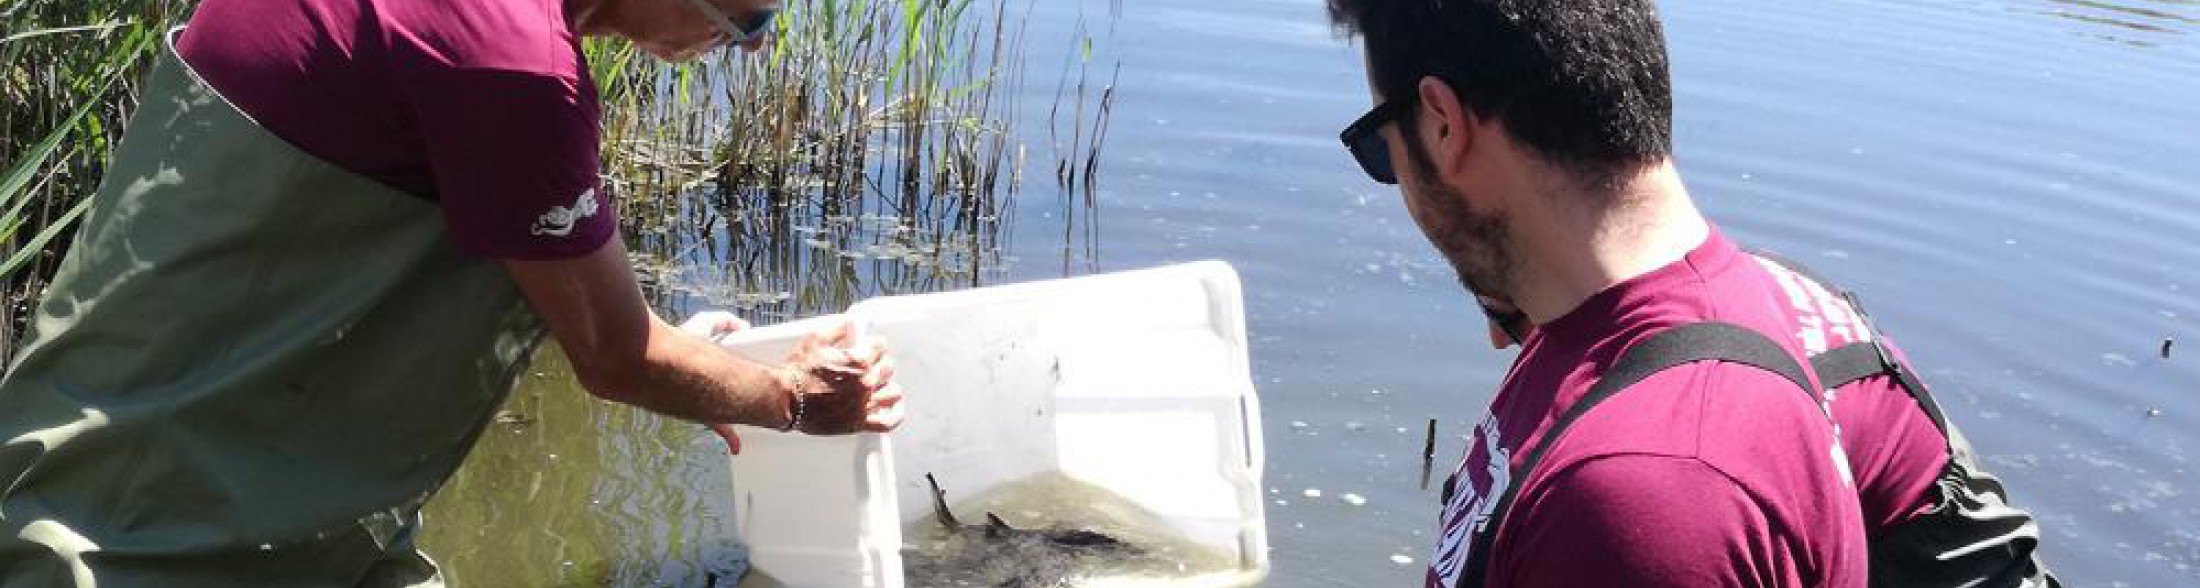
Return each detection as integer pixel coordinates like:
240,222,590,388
779,366,807,433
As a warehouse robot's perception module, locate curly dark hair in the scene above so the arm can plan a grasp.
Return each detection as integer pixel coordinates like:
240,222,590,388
1328,0,1674,187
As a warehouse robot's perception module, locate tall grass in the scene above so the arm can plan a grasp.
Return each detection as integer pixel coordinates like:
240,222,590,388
1,0,187,367
600,0,1109,324
2,0,1114,364
1049,10,1119,274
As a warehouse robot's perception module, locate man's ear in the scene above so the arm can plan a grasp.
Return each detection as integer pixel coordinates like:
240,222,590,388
1414,76,1476,181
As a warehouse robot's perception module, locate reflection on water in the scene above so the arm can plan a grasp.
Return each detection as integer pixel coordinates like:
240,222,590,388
420,350,748,587
2038,0,2198,45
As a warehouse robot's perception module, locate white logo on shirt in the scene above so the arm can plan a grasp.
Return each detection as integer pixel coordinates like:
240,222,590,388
531,188,601,237
1431,412,1510,588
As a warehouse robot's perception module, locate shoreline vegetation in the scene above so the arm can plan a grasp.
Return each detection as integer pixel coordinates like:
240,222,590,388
6,0,1118,584
2,0,188,367
2,0,1116,366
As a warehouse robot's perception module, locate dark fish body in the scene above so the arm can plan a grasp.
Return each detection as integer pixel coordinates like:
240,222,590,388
903,474,1167,588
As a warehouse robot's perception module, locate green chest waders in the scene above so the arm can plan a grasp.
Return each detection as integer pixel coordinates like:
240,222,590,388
0,32,544,587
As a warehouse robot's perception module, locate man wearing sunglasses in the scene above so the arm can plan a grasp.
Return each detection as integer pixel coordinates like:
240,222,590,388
0,1,905,586
1330,1,2069,587
1327,1,1871,586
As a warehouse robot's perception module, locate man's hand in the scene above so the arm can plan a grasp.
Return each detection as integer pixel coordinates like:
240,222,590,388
718,0,779,54
680,313,903,452
504,236,901,453
679,311,752,339
782,321,904,435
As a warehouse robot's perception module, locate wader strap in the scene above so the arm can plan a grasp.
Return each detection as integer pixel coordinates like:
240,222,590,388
1810,342,1889,391
1750,249,1960,445
1812,340,1954,439
1826,287,1959,445
1458,322,1815,588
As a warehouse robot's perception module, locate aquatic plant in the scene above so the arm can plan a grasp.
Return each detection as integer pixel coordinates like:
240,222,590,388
3,0,1111,363
1,0,186,366
600,0,1056,324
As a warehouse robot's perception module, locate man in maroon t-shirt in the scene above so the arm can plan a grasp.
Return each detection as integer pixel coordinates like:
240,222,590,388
176,1,901,447
1326,0,1868,586
1466,255,2061,587
1,1,906,583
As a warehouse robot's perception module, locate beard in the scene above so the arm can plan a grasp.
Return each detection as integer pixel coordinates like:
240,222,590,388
1402,145,1517,301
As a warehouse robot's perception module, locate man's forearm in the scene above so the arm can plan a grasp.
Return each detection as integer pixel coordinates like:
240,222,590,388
581,319,793,428
502,239,797,430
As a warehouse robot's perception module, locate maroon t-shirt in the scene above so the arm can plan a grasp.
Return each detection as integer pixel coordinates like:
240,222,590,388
1753,256,1949,536
177,0,613,259
1427,228,1868,588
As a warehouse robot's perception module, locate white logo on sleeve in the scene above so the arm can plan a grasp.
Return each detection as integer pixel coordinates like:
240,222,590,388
531,188,601,237
1753,255,1862,488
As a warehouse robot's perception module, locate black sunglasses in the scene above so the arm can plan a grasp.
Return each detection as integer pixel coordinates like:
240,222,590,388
1340,99,1413,185
1480,301,1529,345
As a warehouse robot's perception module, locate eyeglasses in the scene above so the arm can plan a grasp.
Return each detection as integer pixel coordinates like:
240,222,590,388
1340,99,1411,185
684,0,778,47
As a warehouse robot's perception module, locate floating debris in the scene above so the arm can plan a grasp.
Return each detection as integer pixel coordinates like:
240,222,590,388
2164,337,2175,360
493,410,535,428
1302,488,1322,499
2146,408,2163,418
1390,554,1415,565
1421,419,1438,461
1340,493,1367,506
1420,418,1438,490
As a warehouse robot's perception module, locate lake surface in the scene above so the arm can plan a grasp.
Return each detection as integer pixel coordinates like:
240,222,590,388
421,0,2200,586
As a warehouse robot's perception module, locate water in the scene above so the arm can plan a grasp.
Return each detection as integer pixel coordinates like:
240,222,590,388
422,0,2200,586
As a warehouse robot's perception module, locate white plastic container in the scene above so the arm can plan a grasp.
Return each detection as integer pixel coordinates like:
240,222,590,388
711,261,1268,588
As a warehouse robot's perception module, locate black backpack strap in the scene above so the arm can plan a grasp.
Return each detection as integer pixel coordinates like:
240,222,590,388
1457,322,1815,588
1748,248,1959,438
1812,292,1956,438
1809,342,1888,391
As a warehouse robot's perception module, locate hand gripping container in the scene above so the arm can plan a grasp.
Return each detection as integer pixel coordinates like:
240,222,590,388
709,261,1268,588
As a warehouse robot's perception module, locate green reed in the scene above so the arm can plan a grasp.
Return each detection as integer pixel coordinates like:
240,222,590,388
1,0,1113,357
1,0,186,366
600,0,1110,324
